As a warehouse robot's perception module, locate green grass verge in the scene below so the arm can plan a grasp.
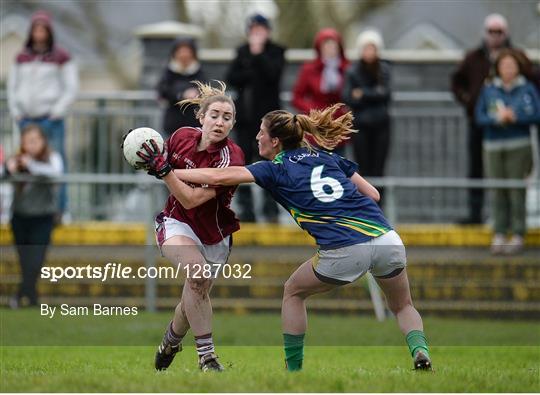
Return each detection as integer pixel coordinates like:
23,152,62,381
1,309,539,392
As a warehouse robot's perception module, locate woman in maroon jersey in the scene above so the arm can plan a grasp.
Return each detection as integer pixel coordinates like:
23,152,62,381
136,81,244,372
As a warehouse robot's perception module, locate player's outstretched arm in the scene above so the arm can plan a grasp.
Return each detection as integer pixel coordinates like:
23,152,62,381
175,167,255,186
350,172,380,202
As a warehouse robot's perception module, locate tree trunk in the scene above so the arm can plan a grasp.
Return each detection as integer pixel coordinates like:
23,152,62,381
275,0,318,48
173,0,190,23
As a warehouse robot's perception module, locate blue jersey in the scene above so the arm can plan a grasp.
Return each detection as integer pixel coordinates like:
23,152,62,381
246,148,392,248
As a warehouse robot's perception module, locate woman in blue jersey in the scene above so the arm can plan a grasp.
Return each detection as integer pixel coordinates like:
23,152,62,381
171,104,431,372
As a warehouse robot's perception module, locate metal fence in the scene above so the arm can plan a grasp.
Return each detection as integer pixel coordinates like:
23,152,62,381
2,173,537,313
1,91,538,223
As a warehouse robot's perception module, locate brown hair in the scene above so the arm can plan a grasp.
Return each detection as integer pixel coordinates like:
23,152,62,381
26,21,53,52
494,48,524,77
178,80,235,120
20,123,51,161
262,104,356,151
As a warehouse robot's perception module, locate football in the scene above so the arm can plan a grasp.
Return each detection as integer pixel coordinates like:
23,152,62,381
122,127,164,169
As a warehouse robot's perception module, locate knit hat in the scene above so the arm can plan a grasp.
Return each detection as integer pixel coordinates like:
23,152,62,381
484,13,508,32
356,29,384,55
31,10,52,26
247,13,271,31
170,37,198,60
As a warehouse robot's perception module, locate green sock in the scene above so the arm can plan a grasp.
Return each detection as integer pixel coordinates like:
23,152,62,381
283,333,304,371
406,330,430,358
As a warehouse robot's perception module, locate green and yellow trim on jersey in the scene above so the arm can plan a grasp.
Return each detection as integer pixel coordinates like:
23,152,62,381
289,207,391,238
272,151,285,164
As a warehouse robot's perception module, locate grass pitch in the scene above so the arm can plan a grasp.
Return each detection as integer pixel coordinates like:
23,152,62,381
1,309,539,392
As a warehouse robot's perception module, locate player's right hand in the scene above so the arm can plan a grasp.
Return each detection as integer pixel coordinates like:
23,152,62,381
136,139,172,179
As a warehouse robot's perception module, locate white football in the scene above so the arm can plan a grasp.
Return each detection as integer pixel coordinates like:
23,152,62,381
122,127,164,169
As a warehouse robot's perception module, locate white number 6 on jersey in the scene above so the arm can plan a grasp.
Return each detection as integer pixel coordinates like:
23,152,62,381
311,165,344,203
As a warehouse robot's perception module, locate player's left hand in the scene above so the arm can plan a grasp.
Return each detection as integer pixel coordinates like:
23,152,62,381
136,139,172,179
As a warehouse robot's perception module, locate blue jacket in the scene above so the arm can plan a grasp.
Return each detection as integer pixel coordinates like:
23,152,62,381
475,76,540,148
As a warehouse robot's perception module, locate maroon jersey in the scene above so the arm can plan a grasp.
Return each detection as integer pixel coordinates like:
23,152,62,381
162,127,245,244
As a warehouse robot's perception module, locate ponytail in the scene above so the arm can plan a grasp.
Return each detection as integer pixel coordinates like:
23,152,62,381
304,104,356,150
263,104,355,151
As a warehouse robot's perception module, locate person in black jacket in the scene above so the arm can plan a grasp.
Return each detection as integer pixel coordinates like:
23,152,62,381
157,38,207,136
225,13,285,222
343,29,391,205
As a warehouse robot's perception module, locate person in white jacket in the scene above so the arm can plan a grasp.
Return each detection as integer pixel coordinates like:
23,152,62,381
7,10,78,215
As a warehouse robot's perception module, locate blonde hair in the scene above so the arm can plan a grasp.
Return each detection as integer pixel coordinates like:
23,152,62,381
178,80,235,119
262,104,356,151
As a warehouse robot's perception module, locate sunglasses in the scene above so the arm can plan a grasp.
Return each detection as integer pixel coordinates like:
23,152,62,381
487,29,505,35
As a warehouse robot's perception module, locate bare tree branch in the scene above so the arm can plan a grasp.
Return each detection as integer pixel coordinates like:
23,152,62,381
15,0,86,31
79,2,135,88
339,0,392,28
274,0,392,48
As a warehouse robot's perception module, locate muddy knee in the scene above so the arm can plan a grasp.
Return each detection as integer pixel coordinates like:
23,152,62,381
186,276,212,296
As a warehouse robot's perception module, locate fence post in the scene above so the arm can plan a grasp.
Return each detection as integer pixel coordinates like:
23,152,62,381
366,274,386,322
144,184,157,312
95,98,108,219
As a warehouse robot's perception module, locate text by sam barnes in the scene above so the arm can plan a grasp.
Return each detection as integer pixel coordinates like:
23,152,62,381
41,304,138,318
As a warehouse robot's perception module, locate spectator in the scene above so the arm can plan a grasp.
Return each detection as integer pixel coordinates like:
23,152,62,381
5,124,63,308
343,29,391,203
475,49,540,255
225,13,285,222
7,10,78,220
156,38,207,136
451,13,533,224
292,28,350,155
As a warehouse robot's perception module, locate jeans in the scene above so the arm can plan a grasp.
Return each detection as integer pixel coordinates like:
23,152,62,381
19,117,67,213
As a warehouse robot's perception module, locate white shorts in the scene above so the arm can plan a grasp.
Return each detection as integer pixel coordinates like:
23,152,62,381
313,230,407,284
155,214,231,266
